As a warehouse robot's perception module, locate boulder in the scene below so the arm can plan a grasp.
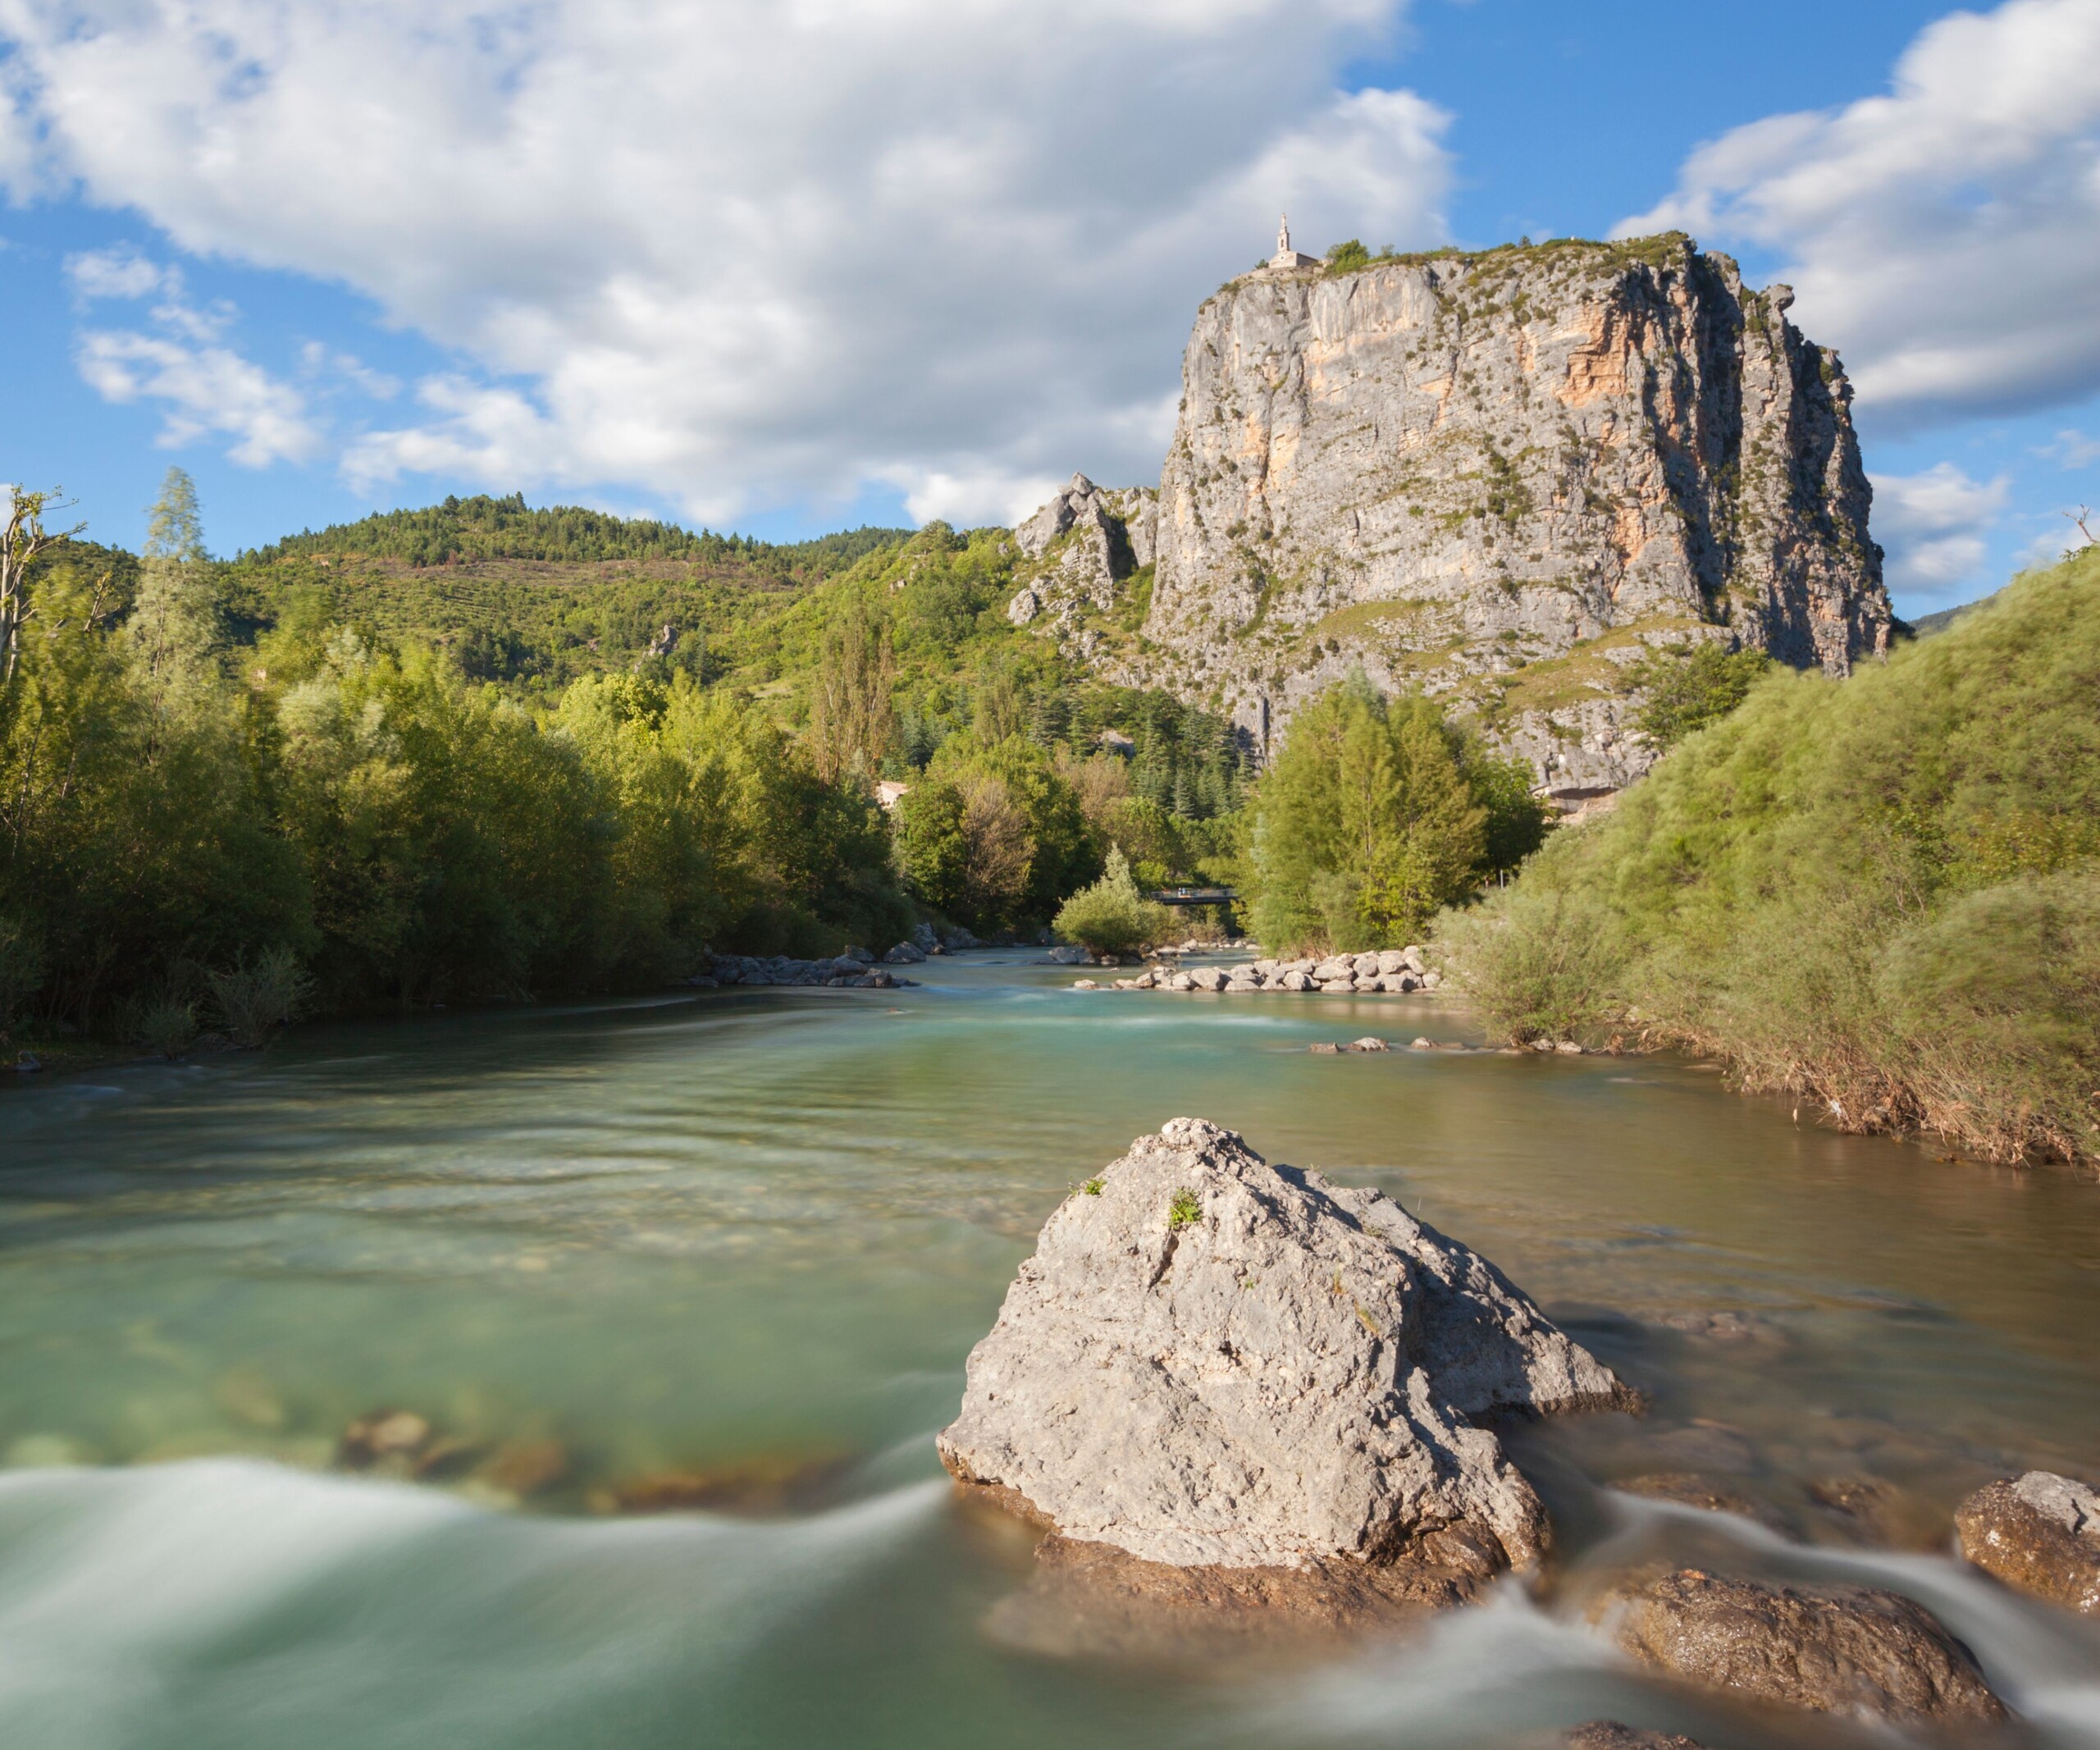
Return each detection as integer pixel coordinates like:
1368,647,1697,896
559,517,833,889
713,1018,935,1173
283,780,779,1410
1955,1472,2100,1615
1046,945,1092,966
1605,1570,2006,1724
1313,959,1354,983
1167,973,1195,992
1281,971,1313,992
938,1120,1629,1598
911,923,938,952
841,944,875,966
1072,979,1099,990
1189,967,1229,993
1376,949,1411,977
1344,1037,1389,1053
883,941,928,964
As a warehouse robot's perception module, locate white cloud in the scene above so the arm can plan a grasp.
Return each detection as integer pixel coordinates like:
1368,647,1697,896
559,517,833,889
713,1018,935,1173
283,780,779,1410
69,254,322,466
65,245,175,300
2043,427,2100,468
1623,0,2100,431
1869,463,2011,597
0,0,1447,520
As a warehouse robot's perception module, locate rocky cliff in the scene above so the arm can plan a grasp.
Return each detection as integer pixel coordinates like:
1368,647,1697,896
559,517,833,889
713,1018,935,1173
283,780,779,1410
1029,234,1895,793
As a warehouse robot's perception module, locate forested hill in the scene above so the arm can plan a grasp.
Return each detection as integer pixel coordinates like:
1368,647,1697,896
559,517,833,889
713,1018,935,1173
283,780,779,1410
242,492,910,575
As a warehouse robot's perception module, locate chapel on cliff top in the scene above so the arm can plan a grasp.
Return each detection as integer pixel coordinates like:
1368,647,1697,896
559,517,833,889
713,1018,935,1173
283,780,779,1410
1267,215,1320,272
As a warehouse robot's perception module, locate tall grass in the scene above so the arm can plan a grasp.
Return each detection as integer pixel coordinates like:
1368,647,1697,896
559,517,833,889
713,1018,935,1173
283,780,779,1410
1437,547,2100,1167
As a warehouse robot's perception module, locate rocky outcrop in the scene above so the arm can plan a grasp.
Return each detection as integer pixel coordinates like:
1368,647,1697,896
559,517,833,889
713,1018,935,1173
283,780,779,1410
1125,235,1893,787
1956,1471,2100,1615
1006,473,1158,656
1605,1570,2006,1724
938,1119,1629,1604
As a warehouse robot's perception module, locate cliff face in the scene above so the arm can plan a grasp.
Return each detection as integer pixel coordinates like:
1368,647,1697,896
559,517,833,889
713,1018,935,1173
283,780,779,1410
1121,234,1892,787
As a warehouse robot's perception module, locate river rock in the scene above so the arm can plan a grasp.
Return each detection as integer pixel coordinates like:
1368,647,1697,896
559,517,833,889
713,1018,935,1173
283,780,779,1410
1046,945,1091,965
1605,1570,2006,1724
1281,970,1313,992
1564,1725,1709,1750
1617,1474,1793,1536
1189,967,1229,993
883,941,927,964
938,1119,1630,1596
1955,1472,2100,1615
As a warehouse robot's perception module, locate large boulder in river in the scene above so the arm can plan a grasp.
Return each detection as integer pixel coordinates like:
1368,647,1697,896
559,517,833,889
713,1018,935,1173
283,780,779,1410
937,1118,1631,1592
1955,1471,2100,1615
1605,1570,2006,1724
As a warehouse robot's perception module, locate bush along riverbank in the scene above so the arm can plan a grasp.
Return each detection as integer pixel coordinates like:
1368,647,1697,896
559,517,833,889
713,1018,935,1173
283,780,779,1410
1436,546,2100,1169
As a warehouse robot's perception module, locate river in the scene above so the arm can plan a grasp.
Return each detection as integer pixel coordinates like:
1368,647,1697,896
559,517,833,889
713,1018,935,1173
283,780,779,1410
0,953,2095,1748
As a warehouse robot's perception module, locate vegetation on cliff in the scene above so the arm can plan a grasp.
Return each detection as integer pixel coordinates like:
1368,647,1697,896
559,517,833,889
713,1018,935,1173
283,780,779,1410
1440,548,2100,1166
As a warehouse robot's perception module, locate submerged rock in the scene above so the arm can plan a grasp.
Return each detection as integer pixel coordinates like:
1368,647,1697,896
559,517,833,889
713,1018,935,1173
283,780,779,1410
1956,1471,2100,1615
1617,1474,1793,1537
1564,1725,1708,1750
938,1119,1630,1606
1605,1569,2006,1724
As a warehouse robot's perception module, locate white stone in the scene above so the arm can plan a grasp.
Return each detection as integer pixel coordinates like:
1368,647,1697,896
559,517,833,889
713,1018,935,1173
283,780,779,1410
938,1120,1628,1572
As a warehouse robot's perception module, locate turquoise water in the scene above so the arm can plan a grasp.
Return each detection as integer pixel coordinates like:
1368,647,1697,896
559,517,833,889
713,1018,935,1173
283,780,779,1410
0,955,2096,1748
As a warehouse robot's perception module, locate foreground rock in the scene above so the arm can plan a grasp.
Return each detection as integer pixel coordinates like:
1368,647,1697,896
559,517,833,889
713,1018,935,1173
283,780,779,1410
1956,1471,2100,1615
938,1119,1631,1641
1605,1570,2006,1724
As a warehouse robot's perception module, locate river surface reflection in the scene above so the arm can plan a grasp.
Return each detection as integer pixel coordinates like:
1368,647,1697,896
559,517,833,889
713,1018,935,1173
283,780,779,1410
0,954,2094,1748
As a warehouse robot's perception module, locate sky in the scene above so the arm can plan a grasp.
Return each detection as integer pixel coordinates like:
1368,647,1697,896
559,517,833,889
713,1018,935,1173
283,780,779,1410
1,0,2097,618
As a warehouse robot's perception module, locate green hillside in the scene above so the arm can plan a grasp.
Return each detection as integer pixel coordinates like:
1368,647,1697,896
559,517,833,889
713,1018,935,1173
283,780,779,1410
1440,545,2100,1167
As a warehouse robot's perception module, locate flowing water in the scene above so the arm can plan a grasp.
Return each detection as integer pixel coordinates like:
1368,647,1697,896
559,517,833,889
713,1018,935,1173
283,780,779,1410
1,954,2096,1748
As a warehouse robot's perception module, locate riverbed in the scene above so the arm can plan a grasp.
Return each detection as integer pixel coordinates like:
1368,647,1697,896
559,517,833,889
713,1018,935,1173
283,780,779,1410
0,953,2095,1748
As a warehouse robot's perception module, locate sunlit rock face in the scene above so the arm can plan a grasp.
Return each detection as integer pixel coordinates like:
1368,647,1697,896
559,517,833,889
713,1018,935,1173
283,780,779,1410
1128,235,1892,782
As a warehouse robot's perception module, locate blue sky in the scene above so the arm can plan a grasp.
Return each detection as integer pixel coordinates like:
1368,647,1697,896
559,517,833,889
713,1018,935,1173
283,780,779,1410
2,0,2096,615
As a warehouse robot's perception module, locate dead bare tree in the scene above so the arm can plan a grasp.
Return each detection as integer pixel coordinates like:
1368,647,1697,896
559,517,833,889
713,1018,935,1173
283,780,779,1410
2070,505,2096,549
0,488,84,684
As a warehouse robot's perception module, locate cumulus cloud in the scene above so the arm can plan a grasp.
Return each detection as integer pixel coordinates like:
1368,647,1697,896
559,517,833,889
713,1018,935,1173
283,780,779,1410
1870,463,2011,598
1623,0,2100,432
66,248,322,466
0,0,1448,523
2043,427,2100,468
66,245,174,301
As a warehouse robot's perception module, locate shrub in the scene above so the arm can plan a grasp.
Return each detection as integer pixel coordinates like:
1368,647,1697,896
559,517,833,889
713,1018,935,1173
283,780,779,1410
134,998,200,1058
1054,847,1174,956
1626,642,1772,751
1434,885,1620,1045
208,947,313,1048
1445,547,2100,1164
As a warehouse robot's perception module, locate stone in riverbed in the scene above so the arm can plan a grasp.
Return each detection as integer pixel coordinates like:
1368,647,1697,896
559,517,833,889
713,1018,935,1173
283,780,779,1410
1604,1569,2006,1724
1564,1725,1710,1750
938,1119,1629,1598
1281,971,1313,992
1955,1472,2100,1615
883,941,927,964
